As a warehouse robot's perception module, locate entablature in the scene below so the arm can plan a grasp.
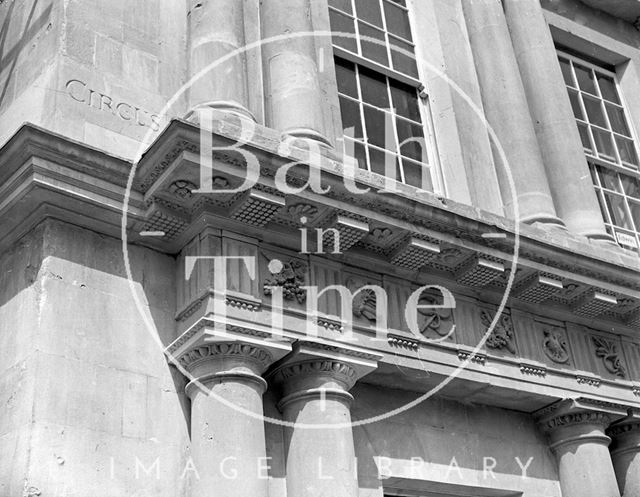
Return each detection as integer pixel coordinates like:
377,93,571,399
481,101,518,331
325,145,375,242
2,121,640,413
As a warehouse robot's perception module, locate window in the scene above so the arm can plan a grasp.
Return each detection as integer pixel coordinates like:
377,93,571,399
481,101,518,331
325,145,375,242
329,0,440,192
558,49,640,252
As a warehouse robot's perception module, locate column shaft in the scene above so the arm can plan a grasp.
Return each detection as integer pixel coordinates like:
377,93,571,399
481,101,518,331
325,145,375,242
503,0,613,241
462,0,562,226
260,0,329,144
187,0,253,118
609,421,640,497
432,0,504,215
182,343,274,497
271,360,360,497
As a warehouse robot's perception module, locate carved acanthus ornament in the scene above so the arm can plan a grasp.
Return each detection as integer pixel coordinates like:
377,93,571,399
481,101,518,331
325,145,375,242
481,310,516,354
263,259,307,303
592,336,626,378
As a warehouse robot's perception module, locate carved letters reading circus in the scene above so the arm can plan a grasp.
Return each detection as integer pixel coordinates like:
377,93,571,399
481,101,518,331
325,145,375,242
65,79,162,131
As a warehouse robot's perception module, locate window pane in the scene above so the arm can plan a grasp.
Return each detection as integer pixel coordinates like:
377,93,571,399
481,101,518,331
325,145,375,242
335,58,358,98
402,159,432,190
359,22,388,66
353,140,367,170
391,80,421,122
339,96,363,137
606,103,630,136
583,95,607,127
396,117,427,162
330,10,357,52
390,36,418,78
616,135,639,165
355,0,383,28
559,58,574,87
597,73,620,103
368,146,395,176
621,174,640,197
568,88,583,119
630,201,640,231
359,65,390,108
578,122,593,152
329,0,352,14
363,105,390,149
597,165,622,192
592,127,616,161
574,64,597,94
383,0,412,41
605,192,632,229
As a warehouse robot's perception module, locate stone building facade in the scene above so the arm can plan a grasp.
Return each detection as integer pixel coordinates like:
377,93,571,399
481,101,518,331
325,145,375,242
1,0,640,496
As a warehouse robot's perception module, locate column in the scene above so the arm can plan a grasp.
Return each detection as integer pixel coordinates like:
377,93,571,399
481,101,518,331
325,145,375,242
538,404,621,497
268,342,380,497
609,417,640,497
503,0,614,242
462,0,563,227
180,340,286,497
260,0,330,144
186,0,253,119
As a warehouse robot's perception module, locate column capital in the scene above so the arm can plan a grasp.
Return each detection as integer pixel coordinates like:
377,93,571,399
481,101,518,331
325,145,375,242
535,398,630,451
167,318,293,397
267,339,382,408
608,414,640,455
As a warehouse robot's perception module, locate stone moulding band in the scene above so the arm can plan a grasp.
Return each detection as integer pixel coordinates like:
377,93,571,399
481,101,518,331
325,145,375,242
548,433,612,452
277,387,355,412
185,370,268,398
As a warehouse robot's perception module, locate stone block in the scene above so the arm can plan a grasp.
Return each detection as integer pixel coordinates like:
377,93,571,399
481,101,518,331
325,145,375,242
123,46,159,92
94,34,123,76
64,23,95,66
